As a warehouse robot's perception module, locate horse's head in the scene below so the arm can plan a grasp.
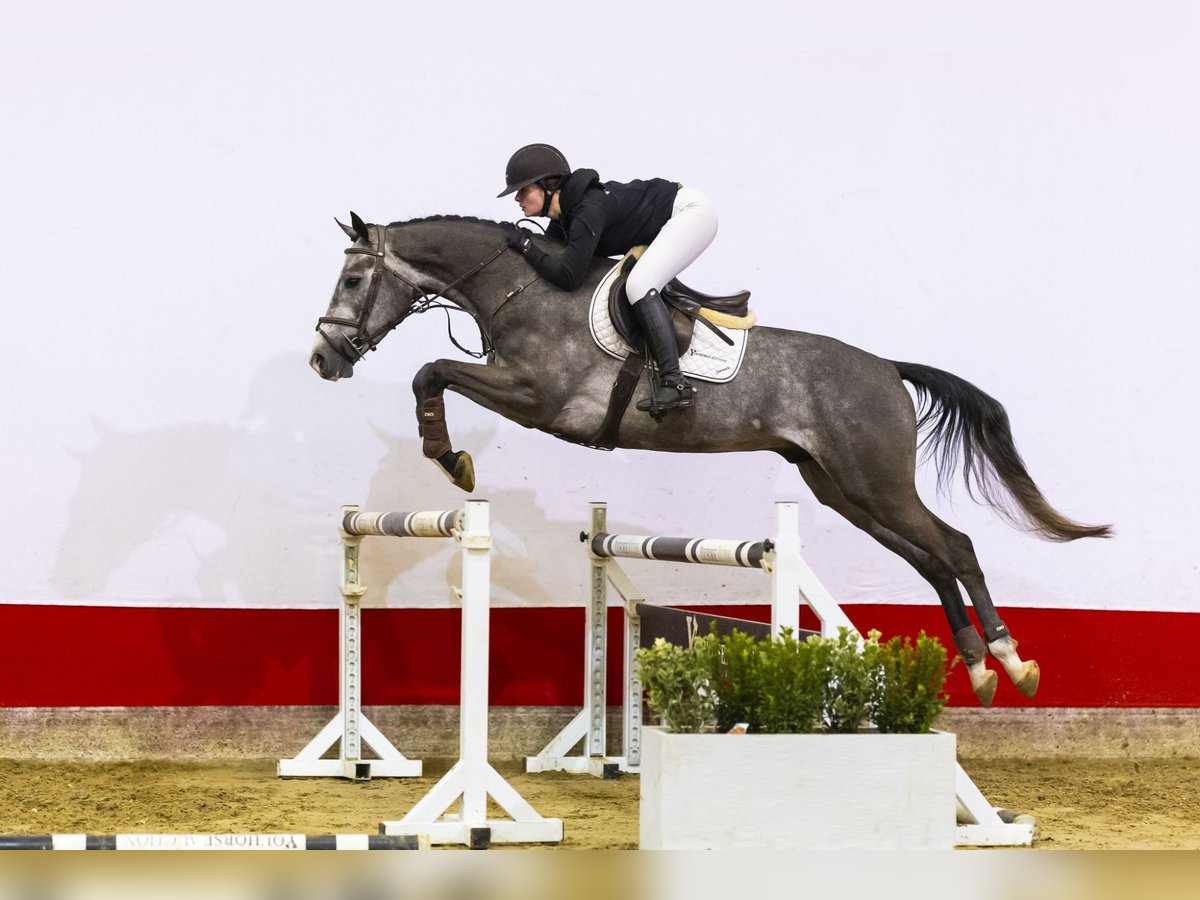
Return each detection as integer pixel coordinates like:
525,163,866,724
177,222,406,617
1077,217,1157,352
310,212,426,380
310,213,515,380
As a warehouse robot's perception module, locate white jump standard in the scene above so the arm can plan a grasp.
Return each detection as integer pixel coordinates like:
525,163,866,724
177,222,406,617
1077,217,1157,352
281,500,561,846
527,501,854,778
276,507,456,779
377,500,561,845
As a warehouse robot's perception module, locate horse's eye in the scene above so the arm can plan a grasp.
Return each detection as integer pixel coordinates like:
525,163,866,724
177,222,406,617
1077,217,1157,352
344,276,362,289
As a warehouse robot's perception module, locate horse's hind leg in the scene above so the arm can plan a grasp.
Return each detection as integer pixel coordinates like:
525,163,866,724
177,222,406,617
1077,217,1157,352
844,472,1041,705
927,515,1040,697
794,458,1000,706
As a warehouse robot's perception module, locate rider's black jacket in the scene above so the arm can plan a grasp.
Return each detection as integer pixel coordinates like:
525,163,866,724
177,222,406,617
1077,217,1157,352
521,168,679,291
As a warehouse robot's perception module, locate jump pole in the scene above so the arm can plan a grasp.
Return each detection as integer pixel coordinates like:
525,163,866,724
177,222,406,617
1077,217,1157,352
0,834,416,851
525,501,854,777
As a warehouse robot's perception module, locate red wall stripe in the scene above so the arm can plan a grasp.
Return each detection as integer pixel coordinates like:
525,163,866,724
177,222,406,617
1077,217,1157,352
0,604,1196,708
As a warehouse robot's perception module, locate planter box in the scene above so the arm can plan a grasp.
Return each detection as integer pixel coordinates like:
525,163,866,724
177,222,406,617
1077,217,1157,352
639,726,957,850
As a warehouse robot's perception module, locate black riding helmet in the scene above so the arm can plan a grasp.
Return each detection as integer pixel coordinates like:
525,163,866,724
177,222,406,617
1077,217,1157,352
497,143,570,198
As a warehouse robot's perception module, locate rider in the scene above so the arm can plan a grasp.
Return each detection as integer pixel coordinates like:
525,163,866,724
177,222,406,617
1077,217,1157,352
498,143,718,413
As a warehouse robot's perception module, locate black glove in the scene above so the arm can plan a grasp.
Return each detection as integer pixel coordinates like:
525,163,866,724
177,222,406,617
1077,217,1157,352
505,226,533,254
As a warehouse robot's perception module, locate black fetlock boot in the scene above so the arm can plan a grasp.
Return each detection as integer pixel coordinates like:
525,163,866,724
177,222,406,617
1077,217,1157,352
632,289,697,413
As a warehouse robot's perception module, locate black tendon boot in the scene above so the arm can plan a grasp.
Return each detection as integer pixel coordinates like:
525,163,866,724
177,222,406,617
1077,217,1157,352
632,289,697,413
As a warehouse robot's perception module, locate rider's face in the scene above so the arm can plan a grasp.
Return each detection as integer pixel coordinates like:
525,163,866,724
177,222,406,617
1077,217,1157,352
515,183,546,217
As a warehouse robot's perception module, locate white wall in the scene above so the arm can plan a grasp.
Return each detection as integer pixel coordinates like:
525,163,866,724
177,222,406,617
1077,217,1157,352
2,2,1196,613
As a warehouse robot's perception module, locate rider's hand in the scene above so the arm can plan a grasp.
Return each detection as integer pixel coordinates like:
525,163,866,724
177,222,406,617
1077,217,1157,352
505,227,532,254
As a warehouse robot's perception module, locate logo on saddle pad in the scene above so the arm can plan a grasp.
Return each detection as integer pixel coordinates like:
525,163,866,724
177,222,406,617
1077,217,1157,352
588,256,751,384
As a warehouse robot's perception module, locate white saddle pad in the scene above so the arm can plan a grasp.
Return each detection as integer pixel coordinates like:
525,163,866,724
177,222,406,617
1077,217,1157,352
588,260,749,384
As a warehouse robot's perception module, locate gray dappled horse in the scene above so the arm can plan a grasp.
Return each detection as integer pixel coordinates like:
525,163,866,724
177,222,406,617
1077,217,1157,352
310,212,1111,706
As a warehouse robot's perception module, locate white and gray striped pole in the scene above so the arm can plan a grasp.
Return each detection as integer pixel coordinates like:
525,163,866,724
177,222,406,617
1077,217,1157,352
591,503,852,638
341,508,463,539
588,531,767,569
0,833,416,851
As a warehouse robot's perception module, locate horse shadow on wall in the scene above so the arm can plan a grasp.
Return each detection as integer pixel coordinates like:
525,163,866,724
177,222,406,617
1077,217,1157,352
47,353,566,698
354,431,569,607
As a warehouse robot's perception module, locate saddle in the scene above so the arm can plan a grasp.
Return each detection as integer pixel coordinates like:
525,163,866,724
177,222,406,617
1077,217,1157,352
606,247,756,355
583,249,755,451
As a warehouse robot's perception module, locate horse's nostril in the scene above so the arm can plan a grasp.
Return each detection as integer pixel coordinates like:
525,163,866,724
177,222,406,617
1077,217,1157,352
310,353,324,374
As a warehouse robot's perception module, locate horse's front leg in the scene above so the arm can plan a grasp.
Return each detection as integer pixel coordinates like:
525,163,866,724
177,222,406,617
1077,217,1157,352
413,359,543,492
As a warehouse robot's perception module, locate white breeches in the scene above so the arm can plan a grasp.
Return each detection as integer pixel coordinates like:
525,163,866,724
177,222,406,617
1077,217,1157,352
626,187,718,303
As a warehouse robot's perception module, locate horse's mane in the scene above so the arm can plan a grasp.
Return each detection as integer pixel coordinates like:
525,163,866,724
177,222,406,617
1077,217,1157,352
386,214,510,229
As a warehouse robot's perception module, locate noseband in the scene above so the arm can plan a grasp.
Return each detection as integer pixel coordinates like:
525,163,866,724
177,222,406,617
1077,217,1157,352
316,224,507,364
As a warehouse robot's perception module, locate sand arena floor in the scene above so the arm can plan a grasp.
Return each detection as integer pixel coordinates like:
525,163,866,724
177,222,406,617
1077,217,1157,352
2,755,1198,850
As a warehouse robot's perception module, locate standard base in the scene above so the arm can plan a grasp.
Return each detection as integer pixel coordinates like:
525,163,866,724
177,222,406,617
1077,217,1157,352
957,822,1037,846
524,756,628,779
277,758,422,779
383,759,563,847
379,817,564,848
277,712,422,780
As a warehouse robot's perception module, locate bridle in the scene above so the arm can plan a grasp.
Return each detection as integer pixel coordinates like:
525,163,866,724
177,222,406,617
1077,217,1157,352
315,224,509,364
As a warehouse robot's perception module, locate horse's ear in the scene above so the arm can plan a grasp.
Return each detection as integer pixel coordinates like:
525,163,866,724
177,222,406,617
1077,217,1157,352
349,211,371,243
335,217,358,242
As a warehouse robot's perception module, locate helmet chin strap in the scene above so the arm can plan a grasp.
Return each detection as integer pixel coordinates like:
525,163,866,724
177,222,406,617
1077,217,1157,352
537,182,556,218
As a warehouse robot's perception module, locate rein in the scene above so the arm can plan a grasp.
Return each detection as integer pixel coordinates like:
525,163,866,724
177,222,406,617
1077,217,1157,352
316,224,511,363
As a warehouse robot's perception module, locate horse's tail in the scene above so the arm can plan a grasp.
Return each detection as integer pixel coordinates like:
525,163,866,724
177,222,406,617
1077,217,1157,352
893,361,1112,542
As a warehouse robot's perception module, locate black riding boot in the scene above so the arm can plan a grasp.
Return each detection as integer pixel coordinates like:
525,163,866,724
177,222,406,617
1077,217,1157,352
632,288,697,413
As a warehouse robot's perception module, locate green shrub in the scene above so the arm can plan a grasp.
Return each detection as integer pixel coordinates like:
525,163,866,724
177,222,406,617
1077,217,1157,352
870,631,951,734
755,630,830,733
636,637,715,733
700,626,765,732
823,628,881,734
638,625,950,736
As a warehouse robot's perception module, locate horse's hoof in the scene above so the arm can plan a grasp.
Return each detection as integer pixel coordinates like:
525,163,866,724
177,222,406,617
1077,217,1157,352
1013,660,1040,698
969,668,998,707
450,451,475,492
434,450,476,492
987,637,1039,698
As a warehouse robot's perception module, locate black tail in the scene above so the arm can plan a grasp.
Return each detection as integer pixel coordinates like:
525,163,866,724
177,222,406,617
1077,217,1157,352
893,361,1112,542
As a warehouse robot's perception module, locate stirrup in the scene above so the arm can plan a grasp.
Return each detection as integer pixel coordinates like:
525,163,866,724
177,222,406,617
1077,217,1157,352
636,373,696,416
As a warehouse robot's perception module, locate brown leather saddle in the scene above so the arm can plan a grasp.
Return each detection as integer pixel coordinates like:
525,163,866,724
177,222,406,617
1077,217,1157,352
607,251,752,354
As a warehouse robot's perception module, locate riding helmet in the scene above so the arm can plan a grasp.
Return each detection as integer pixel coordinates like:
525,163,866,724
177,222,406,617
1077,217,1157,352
497,143,570,197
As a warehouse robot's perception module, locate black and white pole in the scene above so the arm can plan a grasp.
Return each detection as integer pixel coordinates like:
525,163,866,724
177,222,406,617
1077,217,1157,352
0,834,416,851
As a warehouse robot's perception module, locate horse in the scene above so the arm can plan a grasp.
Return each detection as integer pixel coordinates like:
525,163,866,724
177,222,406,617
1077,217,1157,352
309,211,1111,706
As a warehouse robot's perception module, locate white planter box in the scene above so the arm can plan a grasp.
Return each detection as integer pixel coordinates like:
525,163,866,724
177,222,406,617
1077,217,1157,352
639,726,957,850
